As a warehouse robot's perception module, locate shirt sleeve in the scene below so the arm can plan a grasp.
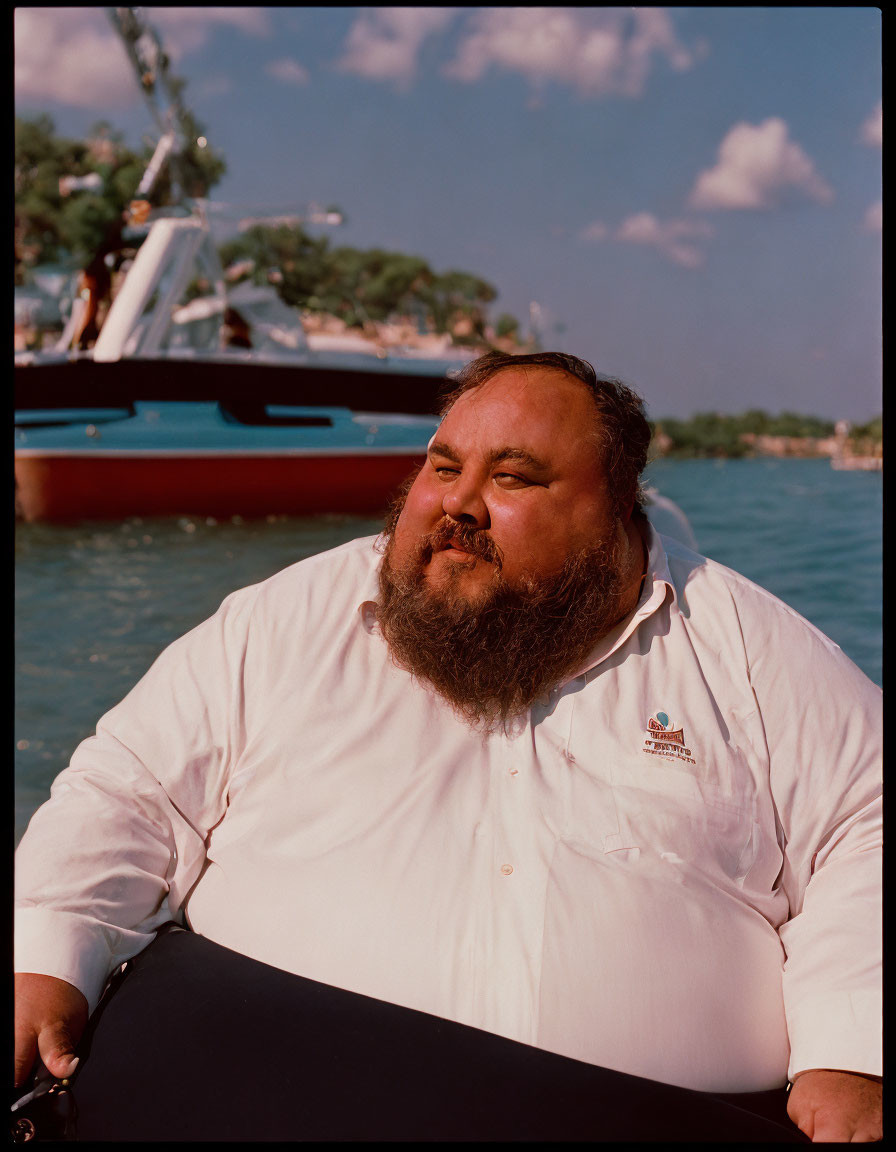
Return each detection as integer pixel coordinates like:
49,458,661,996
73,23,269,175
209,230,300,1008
738,583,882,1081
14,583,259,1015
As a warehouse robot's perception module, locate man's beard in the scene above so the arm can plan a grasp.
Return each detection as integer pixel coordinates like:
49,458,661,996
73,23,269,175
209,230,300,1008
377,512,628,732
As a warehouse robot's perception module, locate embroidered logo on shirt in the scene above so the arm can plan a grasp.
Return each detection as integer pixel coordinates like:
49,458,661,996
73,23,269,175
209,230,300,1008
643,711,697,765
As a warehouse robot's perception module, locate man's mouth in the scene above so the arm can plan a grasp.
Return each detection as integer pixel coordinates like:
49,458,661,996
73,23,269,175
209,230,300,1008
442,538,477,557
418,522,503,570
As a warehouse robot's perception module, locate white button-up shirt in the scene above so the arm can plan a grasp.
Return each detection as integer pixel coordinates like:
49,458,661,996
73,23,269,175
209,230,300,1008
15,528,881,1093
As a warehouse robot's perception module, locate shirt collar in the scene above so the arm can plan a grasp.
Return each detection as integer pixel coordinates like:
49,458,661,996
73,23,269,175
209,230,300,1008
558,520,676,685
358,534,389,634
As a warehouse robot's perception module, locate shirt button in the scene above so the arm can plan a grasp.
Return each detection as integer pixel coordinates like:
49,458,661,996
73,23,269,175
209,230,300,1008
500,864,514,876
509,767,519,776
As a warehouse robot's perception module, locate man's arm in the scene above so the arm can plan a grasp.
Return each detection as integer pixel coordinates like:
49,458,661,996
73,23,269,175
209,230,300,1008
737,582,882,1134
787,1069,882,1143
14,584,259,1084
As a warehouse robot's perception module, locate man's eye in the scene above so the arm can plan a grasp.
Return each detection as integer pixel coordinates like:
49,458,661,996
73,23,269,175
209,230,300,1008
493,472,530,488
434,466,459,479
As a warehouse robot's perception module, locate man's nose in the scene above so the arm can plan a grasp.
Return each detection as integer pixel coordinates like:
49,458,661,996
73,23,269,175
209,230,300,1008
442,474,489,528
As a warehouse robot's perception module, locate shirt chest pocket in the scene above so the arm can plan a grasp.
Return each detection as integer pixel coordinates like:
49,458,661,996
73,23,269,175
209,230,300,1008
562,756,759,885
614,758,759,882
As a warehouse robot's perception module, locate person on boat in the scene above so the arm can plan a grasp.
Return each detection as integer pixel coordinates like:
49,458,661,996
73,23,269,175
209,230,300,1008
220,306,253,350
71,251,112,351
71,218,126,352
14,351,881,1141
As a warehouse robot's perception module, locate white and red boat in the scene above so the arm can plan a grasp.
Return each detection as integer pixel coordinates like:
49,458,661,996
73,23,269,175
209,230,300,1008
12,212,696,539
13,208,476,522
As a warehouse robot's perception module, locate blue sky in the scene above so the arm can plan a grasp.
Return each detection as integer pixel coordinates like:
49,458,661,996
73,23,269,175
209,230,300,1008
15,7,881,422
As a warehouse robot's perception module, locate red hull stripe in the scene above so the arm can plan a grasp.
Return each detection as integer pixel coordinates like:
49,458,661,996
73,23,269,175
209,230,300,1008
15,452,425,521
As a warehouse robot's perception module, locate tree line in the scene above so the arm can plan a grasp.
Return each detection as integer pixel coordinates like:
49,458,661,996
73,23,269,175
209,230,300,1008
217,225,521,344
650,410,881,457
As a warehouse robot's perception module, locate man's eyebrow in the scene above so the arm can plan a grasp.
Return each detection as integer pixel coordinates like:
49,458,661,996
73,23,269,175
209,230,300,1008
486,446,549,472
428,441,549,472
428,440,460,462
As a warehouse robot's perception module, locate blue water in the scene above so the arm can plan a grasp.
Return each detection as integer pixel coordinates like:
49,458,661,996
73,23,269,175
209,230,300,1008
644,457,881,688
14,457,881,844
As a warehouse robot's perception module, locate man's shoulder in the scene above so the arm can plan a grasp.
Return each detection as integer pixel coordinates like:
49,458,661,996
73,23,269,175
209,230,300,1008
250,533,382,608
663,533,826,634
659,534,877,692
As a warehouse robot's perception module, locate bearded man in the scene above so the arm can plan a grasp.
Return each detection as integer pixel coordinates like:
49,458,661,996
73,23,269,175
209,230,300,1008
15,352,881,1142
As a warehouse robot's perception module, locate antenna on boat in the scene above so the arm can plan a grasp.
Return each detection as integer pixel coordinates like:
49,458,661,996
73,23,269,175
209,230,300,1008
105,7,194,212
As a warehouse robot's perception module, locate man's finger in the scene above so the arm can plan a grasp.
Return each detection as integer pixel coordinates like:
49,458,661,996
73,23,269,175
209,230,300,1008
36,1025,81,1080
787,1094,814,1140
810,1113,852,1142
13,1027,39,1088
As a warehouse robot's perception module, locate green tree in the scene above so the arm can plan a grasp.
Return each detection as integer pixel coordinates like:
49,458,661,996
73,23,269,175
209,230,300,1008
422,269,497,337
16,117,134,275
15,112,226,280
850,415,882,442
149,78,227,201
739,409,771,435
654,413,749,457
766,412,834,438
358,252,433,322
15,115,77,275
218,225,503,339
494,313,520,340
651,409,843,458
220,224,332,309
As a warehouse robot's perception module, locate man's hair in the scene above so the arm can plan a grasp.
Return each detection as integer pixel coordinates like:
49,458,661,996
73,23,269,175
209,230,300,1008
438,350,651,519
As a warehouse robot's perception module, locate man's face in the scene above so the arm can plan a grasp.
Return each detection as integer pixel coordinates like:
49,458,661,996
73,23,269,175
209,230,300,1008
390,367,621,597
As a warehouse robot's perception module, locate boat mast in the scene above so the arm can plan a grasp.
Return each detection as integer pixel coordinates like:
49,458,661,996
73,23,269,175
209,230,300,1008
105,7,197,215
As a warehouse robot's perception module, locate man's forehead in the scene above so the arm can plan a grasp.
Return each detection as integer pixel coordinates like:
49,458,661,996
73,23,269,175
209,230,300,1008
437,367,600,447
462,364,587,397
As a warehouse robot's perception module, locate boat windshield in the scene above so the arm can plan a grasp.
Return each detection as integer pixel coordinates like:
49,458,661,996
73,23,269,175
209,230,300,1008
157,235,229,356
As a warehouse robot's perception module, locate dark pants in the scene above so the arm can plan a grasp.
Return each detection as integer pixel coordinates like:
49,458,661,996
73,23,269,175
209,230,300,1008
70,926,808,1142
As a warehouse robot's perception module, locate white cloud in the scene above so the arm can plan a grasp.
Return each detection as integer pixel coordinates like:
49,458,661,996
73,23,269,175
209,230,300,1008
336,8,457,88
688,118,834,211
864,201,882,233
615,213,713,269
15,8,137,108
15,7,272,109
861,102,882,148
266,58,311,87
444,7,701,98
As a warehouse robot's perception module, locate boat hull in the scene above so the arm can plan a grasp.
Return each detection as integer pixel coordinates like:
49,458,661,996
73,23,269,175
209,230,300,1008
14,450,424,522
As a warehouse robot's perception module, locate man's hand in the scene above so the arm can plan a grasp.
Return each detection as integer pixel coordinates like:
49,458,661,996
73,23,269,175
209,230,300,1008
787,1068,882,1142
14,973,89,1088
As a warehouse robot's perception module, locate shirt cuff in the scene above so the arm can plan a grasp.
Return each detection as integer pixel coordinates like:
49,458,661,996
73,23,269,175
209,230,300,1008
15,907,122,1016
787,990,882,1081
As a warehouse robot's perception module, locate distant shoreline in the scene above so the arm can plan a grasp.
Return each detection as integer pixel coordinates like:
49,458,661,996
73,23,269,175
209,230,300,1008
650,416,881,466
652,447,882,468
